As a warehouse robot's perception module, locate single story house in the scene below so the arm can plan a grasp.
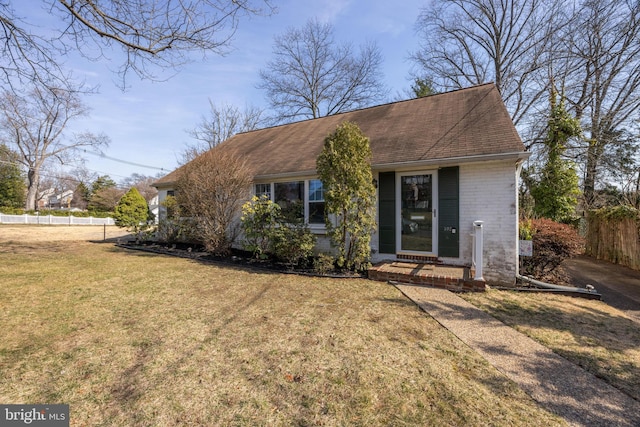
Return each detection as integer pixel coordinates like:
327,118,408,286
154,83,529,286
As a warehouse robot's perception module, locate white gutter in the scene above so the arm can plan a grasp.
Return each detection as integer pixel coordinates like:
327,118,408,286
372,151,531,172
253,151,531,181
254,170,318,181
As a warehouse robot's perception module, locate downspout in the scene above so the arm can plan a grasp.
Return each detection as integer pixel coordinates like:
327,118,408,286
515,159,524,280
514,273,600,298
513,160,599,298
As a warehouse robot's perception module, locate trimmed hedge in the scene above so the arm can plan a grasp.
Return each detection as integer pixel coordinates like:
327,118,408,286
0,207,113,218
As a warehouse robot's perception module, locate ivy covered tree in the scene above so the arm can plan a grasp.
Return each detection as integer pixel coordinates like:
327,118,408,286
316,122,377,270
113,187,150,235
529,90,582,222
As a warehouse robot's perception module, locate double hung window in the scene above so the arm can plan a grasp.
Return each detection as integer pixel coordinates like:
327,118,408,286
308,179,325,224
254,179,325,225
255,183,271,199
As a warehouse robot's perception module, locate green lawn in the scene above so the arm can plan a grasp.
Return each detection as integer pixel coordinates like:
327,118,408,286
0,235,566,426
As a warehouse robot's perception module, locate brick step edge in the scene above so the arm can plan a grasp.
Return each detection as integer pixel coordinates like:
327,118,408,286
368,270,486,292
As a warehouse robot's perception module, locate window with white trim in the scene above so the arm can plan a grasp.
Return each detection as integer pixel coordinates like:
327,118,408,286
254,179,326,226
308,179,325,224
254,183,271,199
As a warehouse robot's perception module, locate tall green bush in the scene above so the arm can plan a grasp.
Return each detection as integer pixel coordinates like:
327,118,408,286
0,144,25,208
316,121,376,271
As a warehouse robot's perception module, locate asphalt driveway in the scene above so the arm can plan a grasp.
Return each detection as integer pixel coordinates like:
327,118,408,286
563,255,640,322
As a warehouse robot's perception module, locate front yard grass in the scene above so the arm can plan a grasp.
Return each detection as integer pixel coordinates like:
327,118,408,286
461,289,640,402
0,236,565,426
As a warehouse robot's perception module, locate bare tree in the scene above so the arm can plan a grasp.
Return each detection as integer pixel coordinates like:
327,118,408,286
121,173,159,202
0,1,273,91
561,0,640,208
258,18,388,123
0,85,109,210
411,0,563,128
89,187,126,212
184,100,264,161
175,147,252,254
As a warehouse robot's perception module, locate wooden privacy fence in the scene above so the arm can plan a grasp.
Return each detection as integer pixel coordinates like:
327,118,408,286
586,207,640,270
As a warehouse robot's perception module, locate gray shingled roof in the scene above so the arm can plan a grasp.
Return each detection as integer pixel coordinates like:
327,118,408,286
154,83,524,187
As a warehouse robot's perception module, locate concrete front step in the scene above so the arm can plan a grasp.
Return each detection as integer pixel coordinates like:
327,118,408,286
368,261,485,292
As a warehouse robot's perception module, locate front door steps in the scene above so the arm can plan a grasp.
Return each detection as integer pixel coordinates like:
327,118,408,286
368,260,486,292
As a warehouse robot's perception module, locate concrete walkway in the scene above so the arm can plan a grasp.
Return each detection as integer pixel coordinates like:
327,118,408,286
395,284,640,427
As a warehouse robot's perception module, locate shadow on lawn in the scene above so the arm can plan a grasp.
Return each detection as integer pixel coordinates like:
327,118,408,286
472,296,640,354
410,294,640,426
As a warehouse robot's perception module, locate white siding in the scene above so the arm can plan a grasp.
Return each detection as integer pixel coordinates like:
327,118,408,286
156,188,171,221
156,160,521,285
454,160,518,285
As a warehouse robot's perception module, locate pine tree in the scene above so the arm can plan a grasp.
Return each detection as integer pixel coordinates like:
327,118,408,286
113,187,150,234
0,144,26,208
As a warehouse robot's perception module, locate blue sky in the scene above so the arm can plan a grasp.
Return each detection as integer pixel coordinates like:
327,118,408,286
28,0,427,183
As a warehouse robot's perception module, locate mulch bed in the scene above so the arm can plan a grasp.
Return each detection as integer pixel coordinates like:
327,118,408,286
117,240,365,279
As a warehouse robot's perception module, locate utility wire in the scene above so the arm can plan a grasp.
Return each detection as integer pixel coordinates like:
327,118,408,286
1,112,171,172
0,159,152,187
82,149,169,171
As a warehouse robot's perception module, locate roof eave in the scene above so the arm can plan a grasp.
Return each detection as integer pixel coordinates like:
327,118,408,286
152,180,176,189
372,151,530,172
252,151,530,181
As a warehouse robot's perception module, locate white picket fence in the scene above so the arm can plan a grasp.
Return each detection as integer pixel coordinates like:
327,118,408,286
0,213,115,226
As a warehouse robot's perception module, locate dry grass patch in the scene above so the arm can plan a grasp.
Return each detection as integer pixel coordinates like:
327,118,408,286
0,232,565,426
0,225,130,242
461,289,640,401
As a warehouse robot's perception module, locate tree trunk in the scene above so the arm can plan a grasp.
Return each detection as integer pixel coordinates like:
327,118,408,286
25,168,39,211
583,137,607,209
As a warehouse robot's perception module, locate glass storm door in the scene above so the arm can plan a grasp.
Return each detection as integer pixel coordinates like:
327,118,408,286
399,173,436,253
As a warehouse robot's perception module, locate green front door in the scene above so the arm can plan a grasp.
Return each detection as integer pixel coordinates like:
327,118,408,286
378,172,396,254
398,172,436,254
438,166,459,257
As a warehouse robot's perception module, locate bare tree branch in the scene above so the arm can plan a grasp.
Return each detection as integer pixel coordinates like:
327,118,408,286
561,0,640,207
0,1,273,91
258,18,388,123
0,85,110,210
411,0,563,127
184,100,264,162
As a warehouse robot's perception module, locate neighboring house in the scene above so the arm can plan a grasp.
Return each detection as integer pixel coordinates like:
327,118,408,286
154,84,529,286
37,188,73,210
36,188,55,210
